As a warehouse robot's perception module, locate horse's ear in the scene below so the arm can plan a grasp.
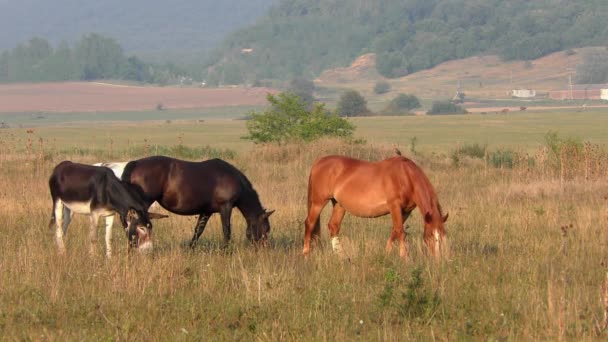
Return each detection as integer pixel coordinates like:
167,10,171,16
442,212,449,223
148,212,169,220
262,209,275,219
424,212,433,224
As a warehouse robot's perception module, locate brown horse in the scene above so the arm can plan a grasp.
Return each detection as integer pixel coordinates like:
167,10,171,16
303,154,448,259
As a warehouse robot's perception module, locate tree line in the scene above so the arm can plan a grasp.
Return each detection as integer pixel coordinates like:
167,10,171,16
0,34,187,84
204,0,608,83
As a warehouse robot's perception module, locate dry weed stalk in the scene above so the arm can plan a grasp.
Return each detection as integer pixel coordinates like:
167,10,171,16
603,271,608,330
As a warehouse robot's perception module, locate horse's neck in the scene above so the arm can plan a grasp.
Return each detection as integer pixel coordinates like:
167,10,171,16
237,192,264,222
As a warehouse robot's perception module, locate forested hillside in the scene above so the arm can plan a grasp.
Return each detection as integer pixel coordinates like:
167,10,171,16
205,0,608,84
0,34,188,84
0,0,276,62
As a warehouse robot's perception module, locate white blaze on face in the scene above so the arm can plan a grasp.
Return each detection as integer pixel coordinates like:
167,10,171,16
434,230,441,256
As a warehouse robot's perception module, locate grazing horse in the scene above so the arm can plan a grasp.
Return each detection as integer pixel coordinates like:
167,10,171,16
121,156,274,246
94,162,162,212
303,155,448,259
49,161,166,257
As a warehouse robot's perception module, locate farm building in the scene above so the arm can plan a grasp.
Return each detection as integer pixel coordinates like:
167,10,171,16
511,89,536,98
602,89,608,101
549,84,608,100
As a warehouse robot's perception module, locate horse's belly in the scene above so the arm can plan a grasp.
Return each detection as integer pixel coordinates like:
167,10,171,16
336,196,390,218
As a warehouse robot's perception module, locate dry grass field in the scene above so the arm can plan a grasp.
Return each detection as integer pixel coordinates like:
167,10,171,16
1,111,608,340
0,82,275,113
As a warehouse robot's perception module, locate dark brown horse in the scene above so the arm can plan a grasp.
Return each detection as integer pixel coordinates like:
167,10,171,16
122,156,274,246
303,155,448,259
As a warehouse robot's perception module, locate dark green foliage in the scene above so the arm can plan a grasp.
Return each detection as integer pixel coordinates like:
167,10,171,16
377,267,440,321
488,149,515,169
206,0,608,81
288,77,315,106
0,35,186,83
373,81,391,94
244,92,355,143
427,101,467,115
456,143,487,159
382,93,421,114
575,49,608,84
336,90,370,117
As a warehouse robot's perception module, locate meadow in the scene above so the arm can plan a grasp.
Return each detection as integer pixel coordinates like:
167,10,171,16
1,110,608,340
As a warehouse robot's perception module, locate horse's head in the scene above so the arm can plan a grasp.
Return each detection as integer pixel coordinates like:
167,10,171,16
423,210,449,258
246,209,275,244
121,209,168,253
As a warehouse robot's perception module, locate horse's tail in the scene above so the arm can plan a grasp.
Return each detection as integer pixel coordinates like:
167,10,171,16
306,172,321,237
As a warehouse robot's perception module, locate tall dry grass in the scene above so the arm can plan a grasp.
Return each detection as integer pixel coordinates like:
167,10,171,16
0,131,607,340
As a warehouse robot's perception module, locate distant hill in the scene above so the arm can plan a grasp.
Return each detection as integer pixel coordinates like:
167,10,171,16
205,0,608,84
316,49,588,100
0,0,276,62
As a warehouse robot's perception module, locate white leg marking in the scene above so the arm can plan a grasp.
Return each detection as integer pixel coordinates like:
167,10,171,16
104,215,114,258
331,236,343,254
54,200,66,254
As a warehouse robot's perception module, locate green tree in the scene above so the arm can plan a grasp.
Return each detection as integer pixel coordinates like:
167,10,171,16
336,90,370,117
288,77,315,106
244,92,355,144
75,33,126,80
382,93,421,114
373,81,391,94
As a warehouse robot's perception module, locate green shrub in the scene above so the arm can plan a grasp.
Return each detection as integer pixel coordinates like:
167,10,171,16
244,92,355,144
488,149,515,168
382,93,421,115
427,101,467,115
456,143,487,159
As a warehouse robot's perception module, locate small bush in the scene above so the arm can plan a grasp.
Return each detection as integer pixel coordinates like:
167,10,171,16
373,81,391,94
244,92,355,144
382,93,421,115
427,100,467,115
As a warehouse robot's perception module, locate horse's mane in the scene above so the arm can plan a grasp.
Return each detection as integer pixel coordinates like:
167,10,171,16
397,156,443,219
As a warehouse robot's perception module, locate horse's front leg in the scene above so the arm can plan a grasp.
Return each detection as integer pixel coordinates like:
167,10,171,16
219,206,233,247
190,213,211,248
104,215,115,258
386,204,407,259
89,214,101,256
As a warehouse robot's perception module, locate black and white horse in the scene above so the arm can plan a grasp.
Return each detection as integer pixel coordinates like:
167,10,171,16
121,156,274,247
49,161,166,257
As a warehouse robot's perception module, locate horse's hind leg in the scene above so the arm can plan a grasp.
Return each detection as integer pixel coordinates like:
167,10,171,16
328,200,346,255
190,214,210,248
219,206,233,247
303,198,329,256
